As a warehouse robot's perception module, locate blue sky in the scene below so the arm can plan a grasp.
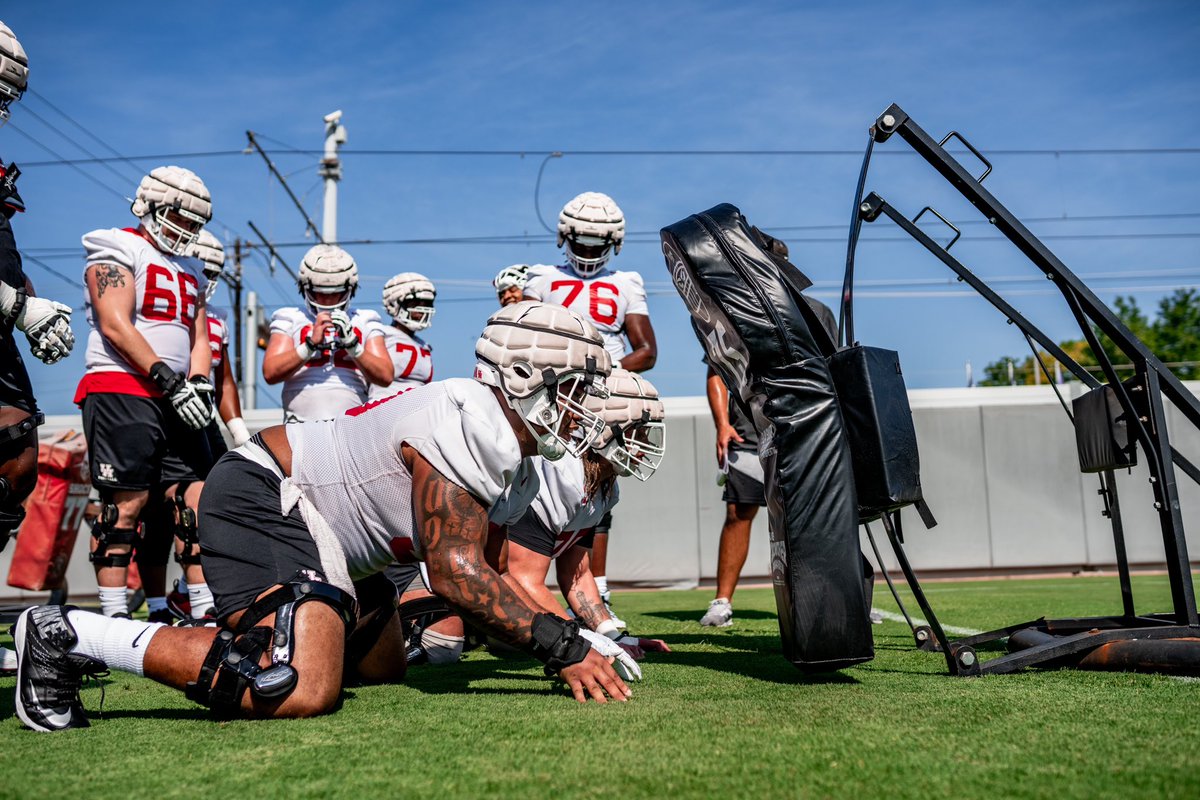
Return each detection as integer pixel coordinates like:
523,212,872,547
8,2,1200,413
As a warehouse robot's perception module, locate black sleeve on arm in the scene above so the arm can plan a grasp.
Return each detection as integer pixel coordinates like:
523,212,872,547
0,214,25,288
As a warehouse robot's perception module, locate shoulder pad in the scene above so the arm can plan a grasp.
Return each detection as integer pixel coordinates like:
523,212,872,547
81,228,138,270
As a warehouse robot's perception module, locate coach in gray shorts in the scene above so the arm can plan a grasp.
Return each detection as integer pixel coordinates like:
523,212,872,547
698,361,765,628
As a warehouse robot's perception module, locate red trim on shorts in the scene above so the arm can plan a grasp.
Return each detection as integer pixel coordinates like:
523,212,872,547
74,371,162,406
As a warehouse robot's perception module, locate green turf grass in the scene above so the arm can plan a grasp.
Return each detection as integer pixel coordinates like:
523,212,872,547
2,574,1198,799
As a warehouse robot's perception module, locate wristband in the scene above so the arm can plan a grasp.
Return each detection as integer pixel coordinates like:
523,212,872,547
295,341,314,362
149,361,184,395
596,618,621,640
529,613,591,676
225,416,251,446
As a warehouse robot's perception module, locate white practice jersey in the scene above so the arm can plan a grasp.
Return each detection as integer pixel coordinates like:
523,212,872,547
287,378,523,578
269,306,384,422
523,264,648,363
369,324,434,400
81,227,208,377
490,455,619,558
206,305,229,383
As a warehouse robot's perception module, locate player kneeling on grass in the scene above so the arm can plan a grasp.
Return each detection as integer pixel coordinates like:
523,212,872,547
493,369,670,661
12,301,641,733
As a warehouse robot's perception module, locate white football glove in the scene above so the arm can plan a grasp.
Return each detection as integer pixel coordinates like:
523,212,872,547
328,309,364,357
579,628,642,682
20,296,74,364
169,376,216,430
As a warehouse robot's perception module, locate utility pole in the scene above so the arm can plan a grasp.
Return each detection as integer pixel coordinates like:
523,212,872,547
242,290,259,410
321,110,346,244
231,239,244,382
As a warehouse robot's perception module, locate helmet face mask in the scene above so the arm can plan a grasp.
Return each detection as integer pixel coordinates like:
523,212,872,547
585,369,667,481
557,192,625,278
474,300,613,461
382,272,436,331
299,244,358,315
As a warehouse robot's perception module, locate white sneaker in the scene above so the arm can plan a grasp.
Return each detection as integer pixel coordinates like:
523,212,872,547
600,591,626,629
869,609,884,625
700,598,733,627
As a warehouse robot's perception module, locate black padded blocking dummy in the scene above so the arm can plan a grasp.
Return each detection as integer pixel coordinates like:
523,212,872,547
662,203,873,671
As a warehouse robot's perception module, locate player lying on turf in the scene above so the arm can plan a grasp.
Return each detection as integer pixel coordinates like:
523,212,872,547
12,302,641,733
492,369,670,660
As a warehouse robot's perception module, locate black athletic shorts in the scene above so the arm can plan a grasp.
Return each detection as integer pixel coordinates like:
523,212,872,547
723,452,767,507
385,562,425,597
197,446,324,620
507,509,595,559
82,392,212,492
0,330,36,415
595,510,613,534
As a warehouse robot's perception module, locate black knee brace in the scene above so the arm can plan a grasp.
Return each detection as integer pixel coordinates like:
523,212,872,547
346,573,400,672
185,579,357,717
89,503,139,568
0,410,42,445
171,482,202,566
0,475,24,552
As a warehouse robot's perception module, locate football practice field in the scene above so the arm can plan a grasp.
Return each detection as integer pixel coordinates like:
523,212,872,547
2,574,1198,799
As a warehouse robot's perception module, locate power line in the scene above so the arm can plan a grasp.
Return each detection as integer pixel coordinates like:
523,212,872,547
18,145,1200,168
21,253,83,289
6,121,132,203
17,104,142,188
25,90,146,184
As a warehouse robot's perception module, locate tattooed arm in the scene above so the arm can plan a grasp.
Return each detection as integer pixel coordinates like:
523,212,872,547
407,445,631,702
86,263,167,375
555,541,609,630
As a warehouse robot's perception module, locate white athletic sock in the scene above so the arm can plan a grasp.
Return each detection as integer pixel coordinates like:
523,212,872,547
146,596,168,613
98,586,127,617
188,582,215,617
594,576,609,596
66,609,164,676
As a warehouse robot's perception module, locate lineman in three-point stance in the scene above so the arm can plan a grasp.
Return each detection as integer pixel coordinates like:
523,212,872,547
73,166,217,619
14,301,640,732
523,192,658,627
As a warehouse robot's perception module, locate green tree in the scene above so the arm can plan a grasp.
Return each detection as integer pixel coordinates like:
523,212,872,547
979,290,1200,385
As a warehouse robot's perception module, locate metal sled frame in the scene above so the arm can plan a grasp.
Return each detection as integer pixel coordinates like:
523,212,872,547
855,103,1200,676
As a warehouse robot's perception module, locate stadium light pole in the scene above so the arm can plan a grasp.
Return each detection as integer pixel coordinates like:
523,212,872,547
321,110,346,244
242,290,259,410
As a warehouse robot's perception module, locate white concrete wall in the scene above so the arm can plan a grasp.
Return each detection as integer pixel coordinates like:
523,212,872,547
5,384,1199,600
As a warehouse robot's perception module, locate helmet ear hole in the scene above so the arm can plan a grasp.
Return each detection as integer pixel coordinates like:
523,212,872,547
512,362,534,379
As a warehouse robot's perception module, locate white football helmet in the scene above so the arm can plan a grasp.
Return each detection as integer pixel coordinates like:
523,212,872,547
190,230,225,302
382,272,436,331
130,166,212,256
557,192,625,278
474,300,612,460
298,244,358,315
0,21,28,121
493,264,530,293
585,369,666,481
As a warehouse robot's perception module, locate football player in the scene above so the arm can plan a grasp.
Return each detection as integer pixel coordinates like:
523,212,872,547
493,263,530,308
13,302,638,732
0,20,75,555
523,192,658,626
370,272,435,399
493,369,670,658
147,231,250,623
262,244,392,422
74,166,217,619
